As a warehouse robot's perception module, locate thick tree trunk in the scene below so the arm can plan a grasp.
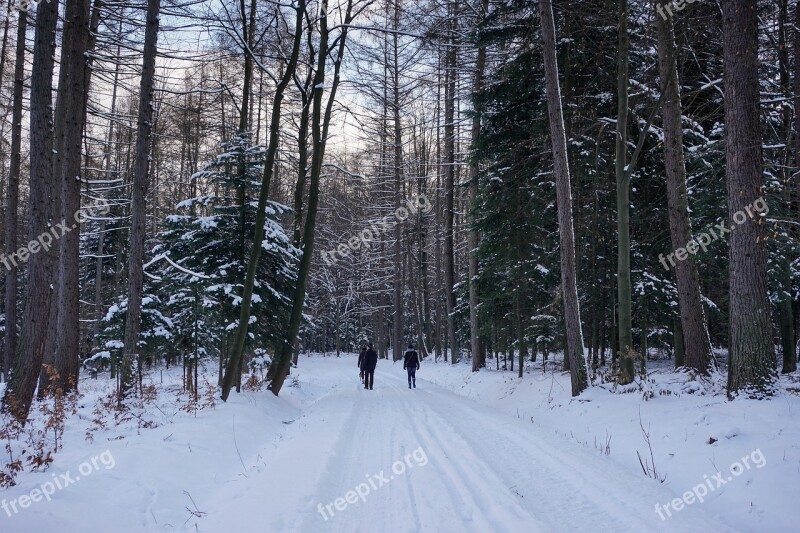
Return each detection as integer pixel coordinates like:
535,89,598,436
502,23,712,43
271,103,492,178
654,0,713,374
121,0,162,398
3,7,26,383
539,0,588,395
5,0,59,421
40,0,75,397
722,0,777,397
52,0,92,392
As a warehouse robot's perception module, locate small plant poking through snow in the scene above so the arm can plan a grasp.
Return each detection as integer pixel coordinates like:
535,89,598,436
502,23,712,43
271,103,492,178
180,377,218,414
0,365,79,486
636,409,666,483
594,432,612,456
0,403,24,487
243,373,263,392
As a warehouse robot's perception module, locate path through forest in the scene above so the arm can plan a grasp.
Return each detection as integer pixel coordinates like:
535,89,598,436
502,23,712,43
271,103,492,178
200,357,735,532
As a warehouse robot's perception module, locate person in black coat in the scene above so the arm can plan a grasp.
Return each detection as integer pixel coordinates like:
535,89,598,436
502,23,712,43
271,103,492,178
357,346,367,383
403,344,420,389
362,343,378,390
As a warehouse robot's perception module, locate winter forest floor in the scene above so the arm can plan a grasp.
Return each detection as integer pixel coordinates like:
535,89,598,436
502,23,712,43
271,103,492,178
0,354,798,532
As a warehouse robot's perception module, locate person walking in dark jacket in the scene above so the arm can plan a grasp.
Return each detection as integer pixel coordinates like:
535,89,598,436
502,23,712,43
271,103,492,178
357,346,367,383
403,344,420,389
362,343,378,390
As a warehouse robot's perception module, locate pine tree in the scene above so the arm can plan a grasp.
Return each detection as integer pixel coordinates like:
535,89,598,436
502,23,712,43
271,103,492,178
157,133,299,361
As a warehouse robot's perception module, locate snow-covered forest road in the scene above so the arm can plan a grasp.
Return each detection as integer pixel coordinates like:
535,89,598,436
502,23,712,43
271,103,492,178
200,358,733,532
3,355,772,532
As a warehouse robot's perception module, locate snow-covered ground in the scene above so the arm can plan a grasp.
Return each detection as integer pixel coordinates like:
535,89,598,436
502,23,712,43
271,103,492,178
0,354,797,532
420,356,800,532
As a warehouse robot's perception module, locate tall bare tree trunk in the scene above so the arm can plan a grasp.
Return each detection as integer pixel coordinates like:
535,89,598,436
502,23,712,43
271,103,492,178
41,0,76,394
52,0,91,391
778,0,798,374
5,0,59,421
444,0,459,364
615,0,634,384
784,0,800,374
654,0,713,374
121,0,162,398
434,60,443,362
95,19,123,348
392,0,404,362
722,0,777,397
468,0,488,372
293,52,314,248
238,0,256,133
795,4,800,371
3,7,26,383
101,15,128,377
539,0,588,396
0,0,11,86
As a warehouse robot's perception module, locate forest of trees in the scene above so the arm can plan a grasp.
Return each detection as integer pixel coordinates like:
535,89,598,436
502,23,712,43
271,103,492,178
0,0,797,422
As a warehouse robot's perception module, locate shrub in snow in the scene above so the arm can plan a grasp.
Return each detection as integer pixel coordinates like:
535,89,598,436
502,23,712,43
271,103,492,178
90,293,173,372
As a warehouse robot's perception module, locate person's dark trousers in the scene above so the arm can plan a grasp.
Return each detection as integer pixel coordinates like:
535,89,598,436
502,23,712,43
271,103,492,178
364,370,374,389
407,367,416,388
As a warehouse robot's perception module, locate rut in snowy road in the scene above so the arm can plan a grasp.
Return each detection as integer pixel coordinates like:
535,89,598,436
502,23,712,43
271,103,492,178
202,357,735,532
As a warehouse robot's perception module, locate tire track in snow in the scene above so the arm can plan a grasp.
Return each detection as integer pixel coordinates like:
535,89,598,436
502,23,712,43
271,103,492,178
204,358,738,532
293,375,411,532
203,365,365,532
290,384,372,532
406,369,737,532
384,370,544,532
